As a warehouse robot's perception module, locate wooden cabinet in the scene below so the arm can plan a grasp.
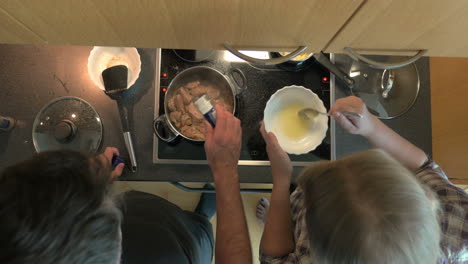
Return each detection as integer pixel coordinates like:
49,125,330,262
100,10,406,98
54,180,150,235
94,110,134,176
325,0,468,57
0,9,44,44
0,0,363,52
430,57,468,182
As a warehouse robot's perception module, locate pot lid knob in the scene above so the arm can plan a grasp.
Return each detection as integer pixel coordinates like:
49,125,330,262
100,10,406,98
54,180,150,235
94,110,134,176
54,120,76,142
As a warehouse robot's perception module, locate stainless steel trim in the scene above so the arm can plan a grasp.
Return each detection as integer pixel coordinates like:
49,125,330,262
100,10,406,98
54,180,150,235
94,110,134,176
123,131,137,172
330,53,337,161
152,49,162,164
224,44,308,65
153,157,319,167
344,47,427,70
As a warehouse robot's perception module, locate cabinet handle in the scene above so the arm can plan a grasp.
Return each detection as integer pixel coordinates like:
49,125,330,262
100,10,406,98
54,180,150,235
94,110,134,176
344,47,427,69
224,44,308,65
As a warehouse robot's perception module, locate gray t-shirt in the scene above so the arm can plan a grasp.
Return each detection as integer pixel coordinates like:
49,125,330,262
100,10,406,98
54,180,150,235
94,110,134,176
120,191,214,264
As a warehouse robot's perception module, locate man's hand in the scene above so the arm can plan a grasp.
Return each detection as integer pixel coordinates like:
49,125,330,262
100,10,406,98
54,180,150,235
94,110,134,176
96,147,125,180
204,105,252,263
204,104,242,180
329,96,378,137
260,122,292,184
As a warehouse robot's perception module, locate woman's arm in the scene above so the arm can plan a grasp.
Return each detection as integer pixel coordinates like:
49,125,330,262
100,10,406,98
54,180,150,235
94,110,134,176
259,123,295,256
330,96,427,171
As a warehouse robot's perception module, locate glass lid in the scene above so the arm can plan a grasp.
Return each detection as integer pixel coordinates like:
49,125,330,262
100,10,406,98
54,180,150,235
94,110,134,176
349,59,420,119
33,97,103,153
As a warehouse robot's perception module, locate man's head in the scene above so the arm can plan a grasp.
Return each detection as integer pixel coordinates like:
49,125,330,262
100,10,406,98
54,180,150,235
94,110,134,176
298,149,441,264
0,150,122,264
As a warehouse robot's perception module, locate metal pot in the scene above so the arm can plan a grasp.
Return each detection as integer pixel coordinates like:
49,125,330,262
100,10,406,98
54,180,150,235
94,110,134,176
154,66,237,142
269,51,315,72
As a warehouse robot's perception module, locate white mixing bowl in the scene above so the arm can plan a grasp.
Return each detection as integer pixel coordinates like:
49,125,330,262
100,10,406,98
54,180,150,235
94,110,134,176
264,85,328,155
88,46,141,90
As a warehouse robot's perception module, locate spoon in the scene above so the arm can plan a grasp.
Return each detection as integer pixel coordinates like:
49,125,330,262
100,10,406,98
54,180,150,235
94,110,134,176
298,107,363,120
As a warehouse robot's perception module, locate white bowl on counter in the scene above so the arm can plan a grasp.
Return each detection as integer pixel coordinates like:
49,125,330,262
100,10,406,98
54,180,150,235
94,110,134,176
88,46,141,90
264,85,328,155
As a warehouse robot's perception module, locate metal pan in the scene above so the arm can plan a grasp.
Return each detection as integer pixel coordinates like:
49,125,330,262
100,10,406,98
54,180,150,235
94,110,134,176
154,66,237,142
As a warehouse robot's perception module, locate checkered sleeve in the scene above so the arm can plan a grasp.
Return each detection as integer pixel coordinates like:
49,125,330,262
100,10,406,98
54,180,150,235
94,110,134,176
416,160,468,263
260,188,312,264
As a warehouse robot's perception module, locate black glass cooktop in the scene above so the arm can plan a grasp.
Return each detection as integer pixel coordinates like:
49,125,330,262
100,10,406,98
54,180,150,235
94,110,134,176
155,49,331,165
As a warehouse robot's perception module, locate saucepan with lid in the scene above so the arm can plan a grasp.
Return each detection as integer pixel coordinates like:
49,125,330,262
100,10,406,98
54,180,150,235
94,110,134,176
154,66,239,142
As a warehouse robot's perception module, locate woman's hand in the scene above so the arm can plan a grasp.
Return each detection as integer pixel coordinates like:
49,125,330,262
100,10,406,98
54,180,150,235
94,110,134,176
204,105,242,181
260,122,292,184
96,147,125,180
330,96,427,170
329,96,378,137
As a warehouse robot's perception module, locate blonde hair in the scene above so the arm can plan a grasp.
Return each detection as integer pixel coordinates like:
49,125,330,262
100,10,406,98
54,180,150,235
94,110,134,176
298,149,441,264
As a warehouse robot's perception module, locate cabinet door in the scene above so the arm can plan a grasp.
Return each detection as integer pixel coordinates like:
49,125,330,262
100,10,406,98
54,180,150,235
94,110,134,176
0,9,44,44
0,0,362,51
325,0,468,57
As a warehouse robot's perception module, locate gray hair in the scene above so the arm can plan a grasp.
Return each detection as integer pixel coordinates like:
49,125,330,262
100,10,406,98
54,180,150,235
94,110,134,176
0,150,122,264
298,149,441,264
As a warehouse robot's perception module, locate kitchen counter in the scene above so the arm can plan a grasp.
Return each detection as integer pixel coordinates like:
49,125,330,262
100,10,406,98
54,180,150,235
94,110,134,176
0,45,432,184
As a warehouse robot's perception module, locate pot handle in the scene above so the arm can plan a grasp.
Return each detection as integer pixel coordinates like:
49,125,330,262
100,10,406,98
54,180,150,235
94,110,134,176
313,52,355,89
344,47,427,70
224,44,308,65
153,115,179,142
228,68,247,94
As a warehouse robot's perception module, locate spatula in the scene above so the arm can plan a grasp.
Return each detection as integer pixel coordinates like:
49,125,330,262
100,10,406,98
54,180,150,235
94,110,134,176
102,65,138,172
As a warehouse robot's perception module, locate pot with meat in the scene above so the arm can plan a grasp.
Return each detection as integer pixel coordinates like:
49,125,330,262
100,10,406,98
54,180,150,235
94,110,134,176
154,66,236,142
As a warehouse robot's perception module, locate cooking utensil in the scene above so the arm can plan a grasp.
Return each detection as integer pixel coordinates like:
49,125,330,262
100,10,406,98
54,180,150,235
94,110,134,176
313,52,355,89
32,97,102,153
102,65,138,172
269,51,315,72
298,108,363,120
264,86,328,155
154,66,238,142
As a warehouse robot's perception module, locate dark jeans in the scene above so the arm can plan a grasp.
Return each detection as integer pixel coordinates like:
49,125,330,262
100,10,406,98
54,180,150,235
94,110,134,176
120,191,214,264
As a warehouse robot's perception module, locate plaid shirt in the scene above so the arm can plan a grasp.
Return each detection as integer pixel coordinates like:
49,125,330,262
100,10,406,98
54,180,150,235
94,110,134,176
260,160,468,264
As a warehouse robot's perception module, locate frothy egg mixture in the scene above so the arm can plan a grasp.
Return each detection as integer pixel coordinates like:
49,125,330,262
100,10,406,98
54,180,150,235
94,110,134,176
272,104,314,140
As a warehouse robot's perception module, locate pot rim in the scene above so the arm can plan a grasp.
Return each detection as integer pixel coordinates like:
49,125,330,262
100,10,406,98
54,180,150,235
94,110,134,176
164,66,237,142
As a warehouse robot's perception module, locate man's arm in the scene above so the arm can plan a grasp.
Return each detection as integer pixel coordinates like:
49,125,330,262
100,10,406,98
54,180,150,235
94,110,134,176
204,105,252,264
214,171,252,263
330,96,427,171
259,123,295,257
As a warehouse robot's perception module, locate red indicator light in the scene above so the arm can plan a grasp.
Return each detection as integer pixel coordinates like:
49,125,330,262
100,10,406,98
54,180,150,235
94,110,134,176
322,76,329,82
162,88,167,92
162,73,168,78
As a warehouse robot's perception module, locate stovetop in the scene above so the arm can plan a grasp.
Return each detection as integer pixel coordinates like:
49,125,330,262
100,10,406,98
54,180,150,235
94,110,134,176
153,49,335,166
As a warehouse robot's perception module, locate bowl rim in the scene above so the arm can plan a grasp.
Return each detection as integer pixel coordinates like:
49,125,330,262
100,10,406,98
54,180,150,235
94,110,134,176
264,85,328,155
87,46,142,90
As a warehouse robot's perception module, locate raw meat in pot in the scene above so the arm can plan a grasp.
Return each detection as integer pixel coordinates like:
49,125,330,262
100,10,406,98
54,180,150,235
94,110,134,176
181,125,205,141
190,84,208,97
211,98,233,113
169,111,181,123
179,87,193,104
206,85,220,99
186,102,204,120
180,113,193,126
168,97,176,112
175,94,185,112
185,81,200,90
